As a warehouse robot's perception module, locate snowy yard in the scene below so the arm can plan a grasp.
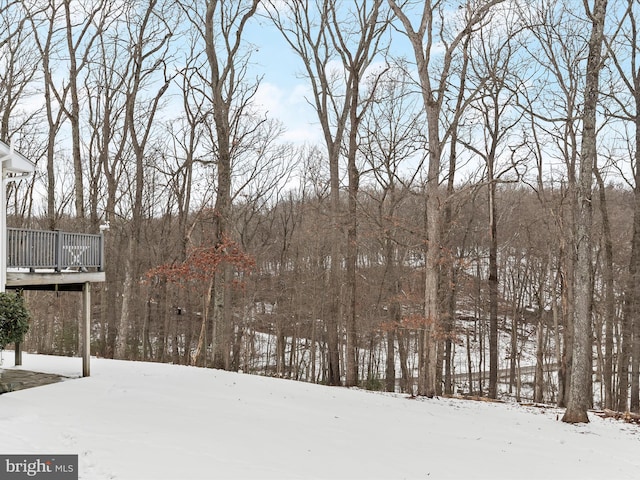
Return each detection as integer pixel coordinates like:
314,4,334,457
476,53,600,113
0,352,639,479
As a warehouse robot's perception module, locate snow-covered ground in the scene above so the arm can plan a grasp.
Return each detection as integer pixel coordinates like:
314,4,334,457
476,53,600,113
1,352,639,480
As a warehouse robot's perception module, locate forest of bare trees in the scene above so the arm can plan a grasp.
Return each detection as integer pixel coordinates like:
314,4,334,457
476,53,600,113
2,0,639,423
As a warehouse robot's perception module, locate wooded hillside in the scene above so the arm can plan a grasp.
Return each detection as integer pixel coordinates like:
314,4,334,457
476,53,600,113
2,1,638,419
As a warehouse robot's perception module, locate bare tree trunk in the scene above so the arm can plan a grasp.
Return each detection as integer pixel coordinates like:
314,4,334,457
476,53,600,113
488,166,499,398
510,313,518,394
594,166,615,409
466,327,474,395
345,93,359,387
423,110,442,398
385,329,396,392
563,0,607,424
114,256,135,359
397,329,411,394
389,0,505,396
31,2,69,230
268,0,389,386
359,66,422,393
603,0,640,415
192,280,213,366
558,235,574,408
311,317,317,383
199,0,260,369
534,311,546,403
628,159,640,413
628,29,640,413
385,264,401,394
476,256,485,396
440,33,470,397
326,189,342,386
275,316,285,376
115,1,173,359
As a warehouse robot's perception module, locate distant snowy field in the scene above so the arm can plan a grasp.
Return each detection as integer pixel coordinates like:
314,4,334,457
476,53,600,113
1,353,639,479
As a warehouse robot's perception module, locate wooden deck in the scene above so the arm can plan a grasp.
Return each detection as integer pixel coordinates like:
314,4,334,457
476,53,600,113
6,271,105,290
5,228,105,290
4,227,105,376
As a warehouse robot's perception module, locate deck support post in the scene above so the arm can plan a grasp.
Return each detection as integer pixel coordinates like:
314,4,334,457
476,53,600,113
82,282,91,377
14,343,22,365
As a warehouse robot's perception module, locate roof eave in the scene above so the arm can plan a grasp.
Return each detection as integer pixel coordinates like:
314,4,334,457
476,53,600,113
0,141,36,174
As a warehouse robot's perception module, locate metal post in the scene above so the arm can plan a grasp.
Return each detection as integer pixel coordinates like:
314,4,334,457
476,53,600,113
82,282,91,377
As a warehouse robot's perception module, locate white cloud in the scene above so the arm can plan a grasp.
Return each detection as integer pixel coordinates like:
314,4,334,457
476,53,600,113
253,81,323,145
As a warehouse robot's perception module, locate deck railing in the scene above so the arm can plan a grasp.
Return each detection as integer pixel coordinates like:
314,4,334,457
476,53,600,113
7,228,104,272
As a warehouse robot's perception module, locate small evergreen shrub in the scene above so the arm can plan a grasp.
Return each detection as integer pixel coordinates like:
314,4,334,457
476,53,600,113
0,292,30,349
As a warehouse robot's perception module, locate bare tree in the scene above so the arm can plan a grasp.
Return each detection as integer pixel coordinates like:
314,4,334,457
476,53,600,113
178,0,261,368
82,7,135,356
340,0,390,388
594,162,615,409
604,0,640,413
268,0,390,386
23,0,71,229
159,41,216,366
0,0,41,222
388,0,505,397
517,0,590,407
359,65,426,392
462,10,526,398
61,0,110,221
0,1,39,142
562,0,608,424
114,0,176,359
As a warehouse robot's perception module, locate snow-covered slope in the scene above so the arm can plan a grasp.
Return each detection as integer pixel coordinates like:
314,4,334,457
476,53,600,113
0,353,638,479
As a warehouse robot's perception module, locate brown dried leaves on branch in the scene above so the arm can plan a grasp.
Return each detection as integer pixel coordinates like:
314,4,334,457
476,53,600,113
145,235,255,287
